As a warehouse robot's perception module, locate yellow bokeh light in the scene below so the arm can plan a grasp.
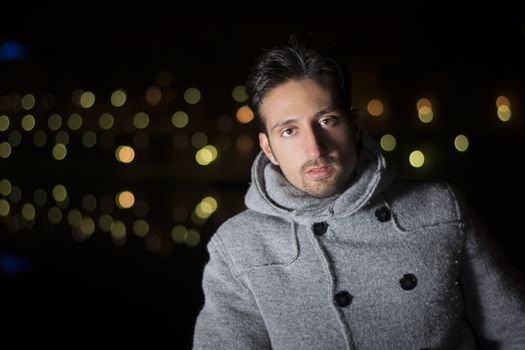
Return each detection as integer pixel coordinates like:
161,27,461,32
0,142,12,158
21,94,36,110
99,113,115,130
171,225,188,243
409,150,425,168
48,114,62,130
52,144,67,160
133,219,149,237
82,194,97,211
98,214,114,232
116,191,135,209
33,188,47,206
80,217,96,235
21,114,36,131
80,91,95,108
232,85,248,102
186,229,200,247
0,114,9,131
68,113,83,130
0,199,10,217
184,87,201,104
111,89,127,107
454,134,469,152
52,185,67,202
496,95,510,108
67,209,82,227
22,203,36,221
111,221,126,239
497,105,511,122
115,145,135,163
55,131,70,145
367,99,384,117
380,134,396,151
33,131,47,148
195,145,218,166
191,132,208,148
8,130,21,147
0,179,12,196
418,106,434,123
202,196,218,212
236,105,254,124
417,98,432,110
133,112,150,129
171,111,189,128
48,207,62,224
145,86,162,105
82,131,97,148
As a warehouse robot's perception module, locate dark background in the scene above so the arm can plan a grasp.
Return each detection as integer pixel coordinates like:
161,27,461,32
1,3,524,348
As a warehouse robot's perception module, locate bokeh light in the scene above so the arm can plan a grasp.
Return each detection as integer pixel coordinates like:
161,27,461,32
21,114,36,131
380,134,396,151
67,113,83,130
52,144,67,160
232,85,248,102
497,105,511,122
80,91,95,108
133,219,149,237
0,179,12,196
409,150,425,168
111,89,127,107
367,99,384,117
145,86,162,105
454,134,469,152
21,94,35,110
116,191,135,209
171,111,189,128
115,145,135,163
52,184,67,202
0,114,9,131
236,105,254,124
195,145,218,166
133,112,150,129
99,113,115,130
48,114,62,130
184,87,201,104
0,142,12,158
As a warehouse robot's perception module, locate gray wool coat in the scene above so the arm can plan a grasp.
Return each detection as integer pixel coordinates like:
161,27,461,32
193,133,525,349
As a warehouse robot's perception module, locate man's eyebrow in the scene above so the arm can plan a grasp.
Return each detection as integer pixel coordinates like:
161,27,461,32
271,118,298,132
313,106,338,119
270,106,340,132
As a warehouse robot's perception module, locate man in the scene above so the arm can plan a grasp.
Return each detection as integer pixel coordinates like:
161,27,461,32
193,39,525,349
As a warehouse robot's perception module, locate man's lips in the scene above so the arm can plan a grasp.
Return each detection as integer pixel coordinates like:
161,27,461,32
305,165,333,178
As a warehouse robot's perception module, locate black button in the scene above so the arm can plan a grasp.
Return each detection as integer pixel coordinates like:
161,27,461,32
375,206,391,222
312,222,328,236
334,291,353,307
400,273,418,290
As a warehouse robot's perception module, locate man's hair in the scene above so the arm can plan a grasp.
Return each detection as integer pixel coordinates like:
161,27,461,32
246,37,352,133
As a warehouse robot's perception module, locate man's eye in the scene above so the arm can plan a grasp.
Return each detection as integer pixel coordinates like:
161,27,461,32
281,128,294,136
320,117,335,126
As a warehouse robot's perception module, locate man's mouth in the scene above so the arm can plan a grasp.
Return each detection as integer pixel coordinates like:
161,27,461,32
305,165,334,179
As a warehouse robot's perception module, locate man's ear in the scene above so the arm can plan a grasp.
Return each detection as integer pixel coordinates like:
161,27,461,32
259,132,279,165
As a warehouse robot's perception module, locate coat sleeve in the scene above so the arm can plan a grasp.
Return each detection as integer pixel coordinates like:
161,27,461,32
193,236,271,350
454,188,525,348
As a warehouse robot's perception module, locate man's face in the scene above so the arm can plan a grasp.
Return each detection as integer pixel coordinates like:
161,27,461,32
259,79,360,198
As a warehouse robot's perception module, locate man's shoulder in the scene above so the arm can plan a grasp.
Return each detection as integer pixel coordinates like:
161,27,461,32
385,179,461,229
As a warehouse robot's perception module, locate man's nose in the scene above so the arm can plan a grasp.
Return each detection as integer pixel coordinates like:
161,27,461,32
303,127,327,159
